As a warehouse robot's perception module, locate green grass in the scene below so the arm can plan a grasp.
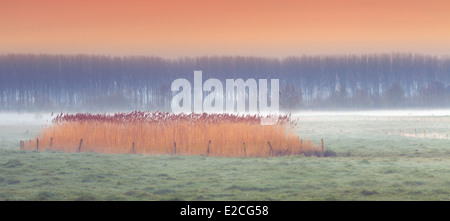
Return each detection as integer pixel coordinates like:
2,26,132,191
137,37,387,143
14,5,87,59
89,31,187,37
0,115,449,201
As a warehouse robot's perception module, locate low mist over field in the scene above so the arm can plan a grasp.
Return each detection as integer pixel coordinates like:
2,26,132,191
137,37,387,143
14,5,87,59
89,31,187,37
1,109,449,132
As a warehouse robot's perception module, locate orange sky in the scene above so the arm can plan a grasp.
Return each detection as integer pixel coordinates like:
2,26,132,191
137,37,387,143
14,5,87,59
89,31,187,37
1,0,450,58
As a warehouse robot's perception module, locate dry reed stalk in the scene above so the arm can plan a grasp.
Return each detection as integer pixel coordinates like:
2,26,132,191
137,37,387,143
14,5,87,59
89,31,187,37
22,111,322,157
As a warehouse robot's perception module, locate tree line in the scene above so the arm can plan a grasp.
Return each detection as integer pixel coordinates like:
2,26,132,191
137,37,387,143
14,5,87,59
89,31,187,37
0,53,449,112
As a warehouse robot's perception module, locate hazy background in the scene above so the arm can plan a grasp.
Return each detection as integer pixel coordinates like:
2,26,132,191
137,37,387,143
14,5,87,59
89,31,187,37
1,53,449,112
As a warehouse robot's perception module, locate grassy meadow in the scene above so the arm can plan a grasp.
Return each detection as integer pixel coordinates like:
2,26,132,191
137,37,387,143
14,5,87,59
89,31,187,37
0,113,449,200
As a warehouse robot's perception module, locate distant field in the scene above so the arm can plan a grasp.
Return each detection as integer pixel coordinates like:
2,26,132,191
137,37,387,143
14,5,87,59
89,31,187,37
0,113,449,200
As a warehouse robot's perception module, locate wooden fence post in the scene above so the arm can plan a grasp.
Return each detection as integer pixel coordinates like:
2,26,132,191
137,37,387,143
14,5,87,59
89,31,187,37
268,141,273,156
50,137,53,149
207,140,211,156
174,141,176,155
132,141,135,154
243,142,246,157
78,139,83,152
321,138,324,152
36,138,39,151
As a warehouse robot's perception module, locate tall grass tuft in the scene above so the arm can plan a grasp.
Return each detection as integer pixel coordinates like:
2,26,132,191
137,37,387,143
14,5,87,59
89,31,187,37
22,111,321,157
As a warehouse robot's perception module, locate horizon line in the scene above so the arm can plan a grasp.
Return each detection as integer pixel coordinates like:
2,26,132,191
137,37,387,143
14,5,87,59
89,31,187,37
2,52,450,60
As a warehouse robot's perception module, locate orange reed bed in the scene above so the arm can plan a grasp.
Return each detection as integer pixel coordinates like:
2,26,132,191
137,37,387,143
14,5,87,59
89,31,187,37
21,111,323,157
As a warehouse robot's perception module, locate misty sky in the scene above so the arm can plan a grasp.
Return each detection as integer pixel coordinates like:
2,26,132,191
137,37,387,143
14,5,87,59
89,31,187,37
1,0,450,58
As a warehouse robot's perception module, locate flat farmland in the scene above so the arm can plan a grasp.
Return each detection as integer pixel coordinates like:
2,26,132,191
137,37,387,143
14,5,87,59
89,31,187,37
0,113,449,200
